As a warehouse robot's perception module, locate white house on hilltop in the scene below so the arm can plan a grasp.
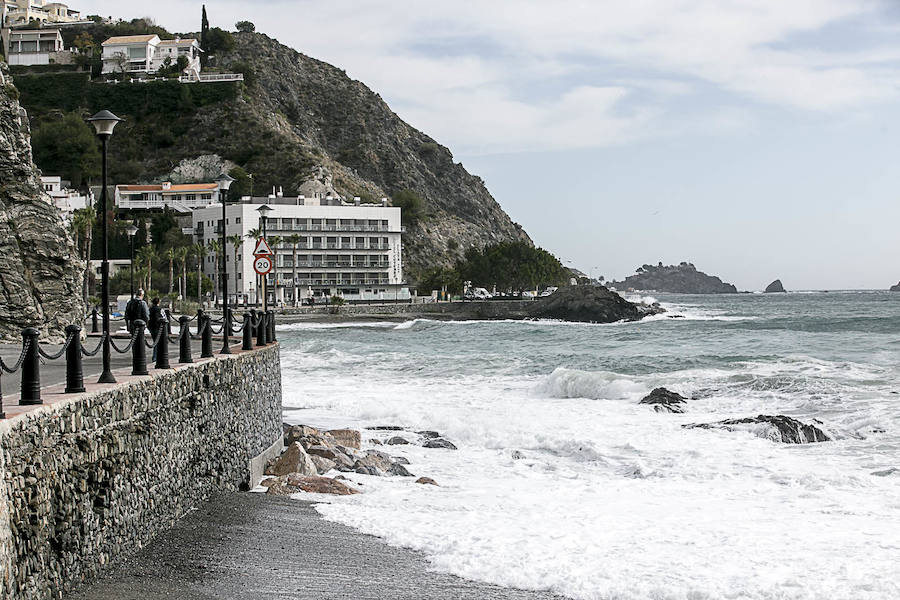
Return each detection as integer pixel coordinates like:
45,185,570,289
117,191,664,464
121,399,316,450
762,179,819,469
40,176,90,220
1,28,73,66
114,182,220,213
101,34,202,79
1,0,86,27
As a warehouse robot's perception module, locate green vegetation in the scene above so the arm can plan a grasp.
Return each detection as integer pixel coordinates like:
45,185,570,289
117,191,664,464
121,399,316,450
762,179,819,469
31,112,100,187
391,189,425,226
236,21,256,33
416,241,568,295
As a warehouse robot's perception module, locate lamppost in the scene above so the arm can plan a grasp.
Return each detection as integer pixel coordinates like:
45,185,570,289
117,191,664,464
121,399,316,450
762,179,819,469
126,223,138,299
87,109,122,384
256,204,272,313
216,173,235,353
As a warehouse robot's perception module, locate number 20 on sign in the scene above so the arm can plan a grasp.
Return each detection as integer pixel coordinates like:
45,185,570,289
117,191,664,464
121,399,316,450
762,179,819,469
254,255,273,275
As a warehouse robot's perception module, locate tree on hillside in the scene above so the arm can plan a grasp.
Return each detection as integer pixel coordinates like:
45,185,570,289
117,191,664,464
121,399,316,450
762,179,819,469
72,32,95,70
391,189,425,226
235,21,255,33
228,166,252,200
31,113,100,188
204,27,234,56
200,4,209,66
454,241,568,292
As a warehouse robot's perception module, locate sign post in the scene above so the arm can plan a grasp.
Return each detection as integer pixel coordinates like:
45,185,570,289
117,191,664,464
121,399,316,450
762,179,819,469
253,237,273,314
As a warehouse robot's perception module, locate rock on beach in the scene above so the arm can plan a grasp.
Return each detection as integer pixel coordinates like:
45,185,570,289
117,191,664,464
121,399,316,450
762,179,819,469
684,414,830,443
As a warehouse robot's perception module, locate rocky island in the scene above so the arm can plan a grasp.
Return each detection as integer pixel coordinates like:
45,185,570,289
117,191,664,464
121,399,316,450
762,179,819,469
765,279,786,293
610,262,738,294
890,282,900,292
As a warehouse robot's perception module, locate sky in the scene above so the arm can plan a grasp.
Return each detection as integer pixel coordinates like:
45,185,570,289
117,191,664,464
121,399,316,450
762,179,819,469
74,0,900,290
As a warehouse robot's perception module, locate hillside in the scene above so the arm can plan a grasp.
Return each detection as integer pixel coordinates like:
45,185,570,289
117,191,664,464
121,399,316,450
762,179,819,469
0,63,83,341
610,262,738,294
15,31,531,280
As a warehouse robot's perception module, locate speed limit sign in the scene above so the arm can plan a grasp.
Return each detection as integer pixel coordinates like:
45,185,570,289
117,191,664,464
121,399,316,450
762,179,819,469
253,255,273,275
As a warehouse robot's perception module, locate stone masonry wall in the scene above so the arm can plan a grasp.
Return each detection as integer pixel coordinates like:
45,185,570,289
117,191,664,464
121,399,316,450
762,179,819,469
0,345,282,599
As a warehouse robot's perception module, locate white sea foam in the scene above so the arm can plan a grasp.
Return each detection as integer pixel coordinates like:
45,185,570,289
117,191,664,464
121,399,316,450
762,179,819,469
277,297,900,600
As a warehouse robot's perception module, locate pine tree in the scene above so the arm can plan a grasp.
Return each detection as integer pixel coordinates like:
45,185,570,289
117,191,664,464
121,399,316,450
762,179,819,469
200,5,210,66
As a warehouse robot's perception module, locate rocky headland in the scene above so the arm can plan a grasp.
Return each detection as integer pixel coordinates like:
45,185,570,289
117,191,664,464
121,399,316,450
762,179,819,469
890,282,900,292
610,262,738,294
0,62,83,341
765,279,786,293
526,285,664,323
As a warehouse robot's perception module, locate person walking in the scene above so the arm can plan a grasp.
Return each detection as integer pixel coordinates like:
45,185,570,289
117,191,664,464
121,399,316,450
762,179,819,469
148,297,162,361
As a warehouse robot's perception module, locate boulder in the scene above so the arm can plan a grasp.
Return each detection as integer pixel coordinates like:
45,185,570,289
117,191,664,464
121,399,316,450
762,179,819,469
415,477,439,485
366,425,404,431
262,474,359,495
368,438,383,445
388,463,413,477
765,279,786,293
639,388,687,413
386,436,410,445
355,466,383,476
283,424,323,446
527,285,663,324
354,452,393,472
684,415,830,443
416,430,441,439
265,442,318,477
423,438,457,450
326,429,361,449
309,455,336,475
306,445,355,470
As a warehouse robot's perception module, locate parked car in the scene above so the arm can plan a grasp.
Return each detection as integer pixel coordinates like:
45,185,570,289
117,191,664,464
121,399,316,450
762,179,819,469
465,287,493,300
539,287,558,297
521,290,536,299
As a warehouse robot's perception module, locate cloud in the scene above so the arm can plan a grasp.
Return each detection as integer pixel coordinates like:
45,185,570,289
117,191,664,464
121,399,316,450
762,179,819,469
76,0,900,154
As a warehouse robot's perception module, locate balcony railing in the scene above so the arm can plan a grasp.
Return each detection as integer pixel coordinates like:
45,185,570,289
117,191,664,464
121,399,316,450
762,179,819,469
277,261,390,269
268,224,404,233
279,243,392,251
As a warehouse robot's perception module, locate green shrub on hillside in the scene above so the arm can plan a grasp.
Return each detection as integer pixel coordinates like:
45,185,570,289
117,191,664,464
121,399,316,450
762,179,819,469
391,189,425,226
31,112,100,187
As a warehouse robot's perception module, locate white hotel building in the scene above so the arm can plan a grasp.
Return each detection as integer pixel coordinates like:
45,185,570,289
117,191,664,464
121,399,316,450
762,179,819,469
189,194,408,305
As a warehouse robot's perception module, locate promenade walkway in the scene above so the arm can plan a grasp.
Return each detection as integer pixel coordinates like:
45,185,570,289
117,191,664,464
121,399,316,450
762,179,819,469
65,493,563,600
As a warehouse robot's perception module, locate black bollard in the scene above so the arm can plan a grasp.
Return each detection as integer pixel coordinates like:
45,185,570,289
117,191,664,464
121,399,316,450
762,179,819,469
256,308,267,347
249,309,258,337
131,319,149,376
155,322,171,369
20,327,41,405
178,316,193,363
65,325,85,393
165,309,173,335
268,310,276,342
200,311,214,358
91,307,99,333
220,306,232,355
242,312,254,350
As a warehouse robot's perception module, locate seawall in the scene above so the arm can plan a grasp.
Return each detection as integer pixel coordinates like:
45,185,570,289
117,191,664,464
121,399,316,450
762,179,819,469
0,344,283,599
277,300,534,322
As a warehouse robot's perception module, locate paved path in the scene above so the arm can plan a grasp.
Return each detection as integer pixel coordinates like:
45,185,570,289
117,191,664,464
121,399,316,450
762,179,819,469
65,493,563,600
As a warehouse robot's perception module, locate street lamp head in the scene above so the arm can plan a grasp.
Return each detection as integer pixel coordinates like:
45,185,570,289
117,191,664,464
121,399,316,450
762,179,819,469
256,204,272,218
125,224,139,237
216,172,236,192
87,109,123,137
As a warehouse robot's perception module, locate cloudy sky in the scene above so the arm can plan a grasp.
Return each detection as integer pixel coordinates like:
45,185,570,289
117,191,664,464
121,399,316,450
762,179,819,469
78,1,900,289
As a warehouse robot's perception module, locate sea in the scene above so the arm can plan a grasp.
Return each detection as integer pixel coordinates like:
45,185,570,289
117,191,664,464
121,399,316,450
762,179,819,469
278,291,900,600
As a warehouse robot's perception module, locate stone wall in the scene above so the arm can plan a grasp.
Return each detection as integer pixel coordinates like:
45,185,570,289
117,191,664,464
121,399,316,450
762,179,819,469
281,300,534,320
0,345,283,599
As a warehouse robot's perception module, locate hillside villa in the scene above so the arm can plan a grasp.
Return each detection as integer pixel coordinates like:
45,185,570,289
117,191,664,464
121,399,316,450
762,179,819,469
114,182,220,213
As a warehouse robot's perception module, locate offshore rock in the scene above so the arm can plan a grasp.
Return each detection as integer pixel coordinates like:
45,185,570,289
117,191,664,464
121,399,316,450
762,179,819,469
639,388,687,413
527,285,663,323
765,279,786,293
415,477,439,486
684,415,830,444
610,262,738,294
423,438,457,450
0,63,83,341
890,282,900,292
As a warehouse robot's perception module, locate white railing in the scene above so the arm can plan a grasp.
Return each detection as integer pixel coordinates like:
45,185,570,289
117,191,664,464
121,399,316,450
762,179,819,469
115,197,217,213
179,73,244,83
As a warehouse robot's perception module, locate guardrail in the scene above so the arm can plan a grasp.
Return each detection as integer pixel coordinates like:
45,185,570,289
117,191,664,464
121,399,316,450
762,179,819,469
0,308,279,418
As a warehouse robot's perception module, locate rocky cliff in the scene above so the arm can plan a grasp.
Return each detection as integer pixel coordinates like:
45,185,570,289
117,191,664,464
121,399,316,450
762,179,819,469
0,63,83,341
610,262,738,294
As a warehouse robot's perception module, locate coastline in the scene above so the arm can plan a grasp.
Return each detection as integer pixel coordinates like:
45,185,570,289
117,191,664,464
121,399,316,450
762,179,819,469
66,492,564,600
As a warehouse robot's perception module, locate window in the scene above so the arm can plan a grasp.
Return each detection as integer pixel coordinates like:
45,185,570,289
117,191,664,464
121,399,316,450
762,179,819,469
127,47,146,60
235,217,241,224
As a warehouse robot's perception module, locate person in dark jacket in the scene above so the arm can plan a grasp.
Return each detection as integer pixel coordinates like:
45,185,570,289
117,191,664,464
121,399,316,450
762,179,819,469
148,297,162,361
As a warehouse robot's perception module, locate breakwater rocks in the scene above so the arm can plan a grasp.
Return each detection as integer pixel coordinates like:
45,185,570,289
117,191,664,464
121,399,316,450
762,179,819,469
263,425,452,494
0,345,283,600
639,388,687,413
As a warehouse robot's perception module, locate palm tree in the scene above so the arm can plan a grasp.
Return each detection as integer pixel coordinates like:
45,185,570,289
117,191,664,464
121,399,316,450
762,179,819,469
70,207,95,306
228,234,243,303
135,245,156,291
207,239,221,304
176,247,189,301
288,233,301,305
269,235,282,305
245,228,260,303
193,242,207,303
166,247,176,294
